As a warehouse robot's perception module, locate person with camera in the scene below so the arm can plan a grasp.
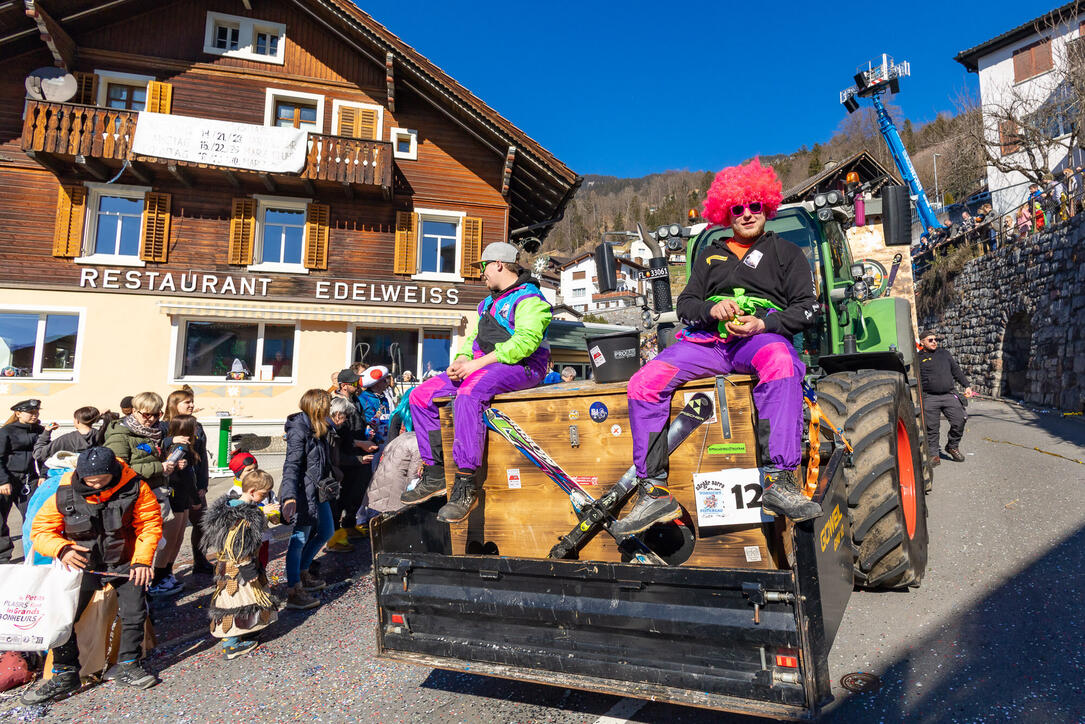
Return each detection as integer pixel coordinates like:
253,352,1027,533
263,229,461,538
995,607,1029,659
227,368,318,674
279,389,336,610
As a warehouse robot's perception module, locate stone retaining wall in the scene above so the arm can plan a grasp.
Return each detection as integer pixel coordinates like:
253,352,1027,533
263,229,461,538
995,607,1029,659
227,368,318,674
919,215,1085,412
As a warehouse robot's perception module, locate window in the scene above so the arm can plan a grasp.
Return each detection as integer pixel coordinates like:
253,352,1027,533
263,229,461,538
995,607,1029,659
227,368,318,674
0,310,82,380
572,271,586,280
999,120,1021,156
353,327,454,379
177,320,296,381
213,22,240,51
105,83,146,111
389,127,417,159
332,100,383,141
204,12,285,64
419,219,457,275
248,196,310,273
1012,38,1053,83
77,183,149,267
264,89,324,134
572,287,586,298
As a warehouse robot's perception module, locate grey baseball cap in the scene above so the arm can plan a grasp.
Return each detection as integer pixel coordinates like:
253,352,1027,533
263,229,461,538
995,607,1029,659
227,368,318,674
476,242,519,267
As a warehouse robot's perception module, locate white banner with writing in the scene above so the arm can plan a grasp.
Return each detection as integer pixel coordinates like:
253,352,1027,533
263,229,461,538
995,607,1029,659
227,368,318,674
131,112,308,173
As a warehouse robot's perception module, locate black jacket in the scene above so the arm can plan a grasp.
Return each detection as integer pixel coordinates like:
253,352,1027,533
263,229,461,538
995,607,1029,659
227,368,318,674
677,231,820,337
919,347,970,395
0,421,44,488
33,427,99,464
279,412,332,526
331,392,367,468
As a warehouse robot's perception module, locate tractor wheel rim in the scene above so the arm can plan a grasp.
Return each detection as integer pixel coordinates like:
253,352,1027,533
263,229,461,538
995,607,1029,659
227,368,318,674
896,418,917,538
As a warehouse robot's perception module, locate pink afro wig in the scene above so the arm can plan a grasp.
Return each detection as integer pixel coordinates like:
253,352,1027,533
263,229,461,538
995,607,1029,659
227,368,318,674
701,157,783,227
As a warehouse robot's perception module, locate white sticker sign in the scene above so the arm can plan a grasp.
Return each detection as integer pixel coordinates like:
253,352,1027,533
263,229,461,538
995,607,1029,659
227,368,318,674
692,468,771,527
506,468,521,489
589,345,605,365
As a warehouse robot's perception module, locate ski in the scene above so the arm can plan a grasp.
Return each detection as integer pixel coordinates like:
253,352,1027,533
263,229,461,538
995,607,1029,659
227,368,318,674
485,408,668,564
547,391,714,560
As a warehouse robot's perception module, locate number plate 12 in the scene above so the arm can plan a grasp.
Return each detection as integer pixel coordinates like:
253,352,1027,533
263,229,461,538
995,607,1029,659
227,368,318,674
692,468,772,527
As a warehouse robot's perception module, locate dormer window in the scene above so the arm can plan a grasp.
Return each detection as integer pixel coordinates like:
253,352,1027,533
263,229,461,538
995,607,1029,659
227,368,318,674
204,12,285,65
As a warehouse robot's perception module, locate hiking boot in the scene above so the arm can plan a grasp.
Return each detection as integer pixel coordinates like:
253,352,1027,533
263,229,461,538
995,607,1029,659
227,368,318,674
610,478,681,537
929,455,941,468
222,639,260,660
285,585,320,610
300,570,325,592
103,660,157,689
400,464,447,505
944,447,965,462
762,470,822,522
325,540,354,554
436,471,480,523
21,668,80,705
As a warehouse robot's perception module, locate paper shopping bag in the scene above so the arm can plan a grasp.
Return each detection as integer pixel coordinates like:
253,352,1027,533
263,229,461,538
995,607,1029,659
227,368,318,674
0,562,81,652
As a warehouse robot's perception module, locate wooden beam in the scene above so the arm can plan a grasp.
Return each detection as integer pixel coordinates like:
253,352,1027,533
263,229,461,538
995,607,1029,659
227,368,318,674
223,169,241,190
302,178,315,196
24,0,76,70
241,0,252,8
126,160,152,184
24,149,65,176
342,182,353,200
385,51,395,113
501,145,517,198
167,163,193,188
74,154,108,181
261,173,277,192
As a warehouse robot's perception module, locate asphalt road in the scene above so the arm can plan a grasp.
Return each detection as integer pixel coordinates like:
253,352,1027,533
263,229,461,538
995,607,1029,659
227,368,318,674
2,398,1082,723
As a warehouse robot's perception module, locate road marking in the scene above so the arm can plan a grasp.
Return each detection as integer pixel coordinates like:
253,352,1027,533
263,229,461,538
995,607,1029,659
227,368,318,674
594,697,646,724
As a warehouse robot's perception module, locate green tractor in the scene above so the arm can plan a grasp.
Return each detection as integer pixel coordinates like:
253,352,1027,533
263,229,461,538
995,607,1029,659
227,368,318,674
669,185,929,589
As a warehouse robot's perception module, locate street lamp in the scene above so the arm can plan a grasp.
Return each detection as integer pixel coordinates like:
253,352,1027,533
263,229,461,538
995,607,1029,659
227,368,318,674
932,153,941,209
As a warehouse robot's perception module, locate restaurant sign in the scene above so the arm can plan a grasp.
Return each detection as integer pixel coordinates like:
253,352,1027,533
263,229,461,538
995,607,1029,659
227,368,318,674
78,268,462,306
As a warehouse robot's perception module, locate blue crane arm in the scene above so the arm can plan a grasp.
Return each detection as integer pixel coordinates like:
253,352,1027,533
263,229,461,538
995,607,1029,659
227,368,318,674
871,93,944,235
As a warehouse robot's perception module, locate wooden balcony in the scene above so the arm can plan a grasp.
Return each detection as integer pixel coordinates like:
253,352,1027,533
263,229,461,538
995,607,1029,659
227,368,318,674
20,100,393,195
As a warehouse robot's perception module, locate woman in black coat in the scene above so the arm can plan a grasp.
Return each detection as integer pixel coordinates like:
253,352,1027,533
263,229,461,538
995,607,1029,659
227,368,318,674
279,389,335,609
0,399,45,562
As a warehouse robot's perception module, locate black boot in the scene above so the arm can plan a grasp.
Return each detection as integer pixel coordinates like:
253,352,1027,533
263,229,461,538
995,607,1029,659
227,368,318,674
21,667,81,705
437,470,480,523
610,478,682,537
761,470,822,522
400,463,446,505
944,447,965,462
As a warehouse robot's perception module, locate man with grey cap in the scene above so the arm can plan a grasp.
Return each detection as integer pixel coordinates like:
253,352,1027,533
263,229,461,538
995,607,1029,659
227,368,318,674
402,242,552,523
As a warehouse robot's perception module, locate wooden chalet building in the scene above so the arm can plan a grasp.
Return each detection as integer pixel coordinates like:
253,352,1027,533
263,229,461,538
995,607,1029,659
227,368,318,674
0,0,578,426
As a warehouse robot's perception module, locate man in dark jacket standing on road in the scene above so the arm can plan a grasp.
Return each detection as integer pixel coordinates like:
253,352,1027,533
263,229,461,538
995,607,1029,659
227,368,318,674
919,331,972,463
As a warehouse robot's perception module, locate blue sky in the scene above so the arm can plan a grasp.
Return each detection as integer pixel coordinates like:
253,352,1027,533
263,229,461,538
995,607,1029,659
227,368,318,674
360,1,1057,177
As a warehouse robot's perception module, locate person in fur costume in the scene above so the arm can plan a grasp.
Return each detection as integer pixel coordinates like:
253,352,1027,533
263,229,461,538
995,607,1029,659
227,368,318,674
202,470,278,659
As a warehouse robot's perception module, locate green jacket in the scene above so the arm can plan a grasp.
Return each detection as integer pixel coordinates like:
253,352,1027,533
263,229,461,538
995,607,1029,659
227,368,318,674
455,296,552,365
104,419,167,489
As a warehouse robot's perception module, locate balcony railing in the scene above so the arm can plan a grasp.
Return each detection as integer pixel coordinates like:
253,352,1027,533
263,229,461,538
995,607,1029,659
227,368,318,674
21,100,392,189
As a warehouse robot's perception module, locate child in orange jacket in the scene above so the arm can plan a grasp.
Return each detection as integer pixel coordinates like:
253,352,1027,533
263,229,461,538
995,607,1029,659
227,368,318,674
22,447,162,705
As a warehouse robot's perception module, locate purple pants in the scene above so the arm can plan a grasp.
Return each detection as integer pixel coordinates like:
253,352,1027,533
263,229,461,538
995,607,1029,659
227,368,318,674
628,334,805,478
410,353,548,471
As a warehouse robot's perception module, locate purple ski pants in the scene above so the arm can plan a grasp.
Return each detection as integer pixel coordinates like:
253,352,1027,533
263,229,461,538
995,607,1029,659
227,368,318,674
410,354,547,472
628,333,805,478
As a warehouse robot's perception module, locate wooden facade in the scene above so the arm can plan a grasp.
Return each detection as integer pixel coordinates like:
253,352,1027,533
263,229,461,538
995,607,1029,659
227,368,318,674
0,0,578,309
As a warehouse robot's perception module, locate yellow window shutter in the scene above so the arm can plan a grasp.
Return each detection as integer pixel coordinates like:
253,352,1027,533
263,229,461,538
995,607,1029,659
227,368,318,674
393,210,417,275
146,81,173,114
140,192,171,263
337,106,358,137
358,108,378,140
52,184,86,258
303,203,330,270
73,72,98,105
460,216,483,279
228,197,256,265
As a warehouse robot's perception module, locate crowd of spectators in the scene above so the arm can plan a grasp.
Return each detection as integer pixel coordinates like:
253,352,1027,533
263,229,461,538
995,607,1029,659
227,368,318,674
912,167,1085,275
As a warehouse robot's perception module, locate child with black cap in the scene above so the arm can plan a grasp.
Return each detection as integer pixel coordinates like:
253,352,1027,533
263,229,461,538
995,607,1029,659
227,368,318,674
21,446,163,704
0,399,45,562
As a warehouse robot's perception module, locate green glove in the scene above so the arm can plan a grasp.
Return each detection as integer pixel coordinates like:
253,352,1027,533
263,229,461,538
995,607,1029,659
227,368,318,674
707,287,782,340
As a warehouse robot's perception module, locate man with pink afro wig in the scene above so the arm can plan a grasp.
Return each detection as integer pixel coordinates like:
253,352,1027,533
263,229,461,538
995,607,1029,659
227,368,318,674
612,159,823,536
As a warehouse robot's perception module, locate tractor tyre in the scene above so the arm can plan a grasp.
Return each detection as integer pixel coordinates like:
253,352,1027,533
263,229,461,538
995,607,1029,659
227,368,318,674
817,370,929,589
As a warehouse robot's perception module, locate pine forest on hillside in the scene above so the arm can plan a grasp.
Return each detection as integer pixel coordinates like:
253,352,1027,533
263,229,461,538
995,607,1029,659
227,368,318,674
542,105,983,256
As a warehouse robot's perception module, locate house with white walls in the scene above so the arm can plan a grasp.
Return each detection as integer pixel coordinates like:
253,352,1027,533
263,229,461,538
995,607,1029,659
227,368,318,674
956,3,1085,214
556,253,646,313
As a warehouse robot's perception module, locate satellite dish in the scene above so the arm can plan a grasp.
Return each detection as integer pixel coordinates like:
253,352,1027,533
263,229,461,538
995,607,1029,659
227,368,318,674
25,67,78,103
